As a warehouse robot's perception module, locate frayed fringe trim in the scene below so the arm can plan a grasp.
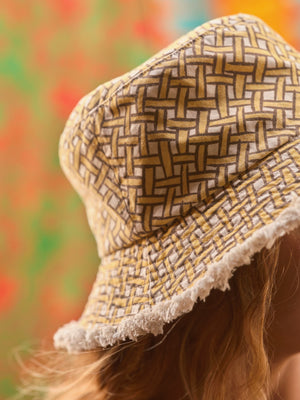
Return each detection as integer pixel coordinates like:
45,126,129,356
53,192,300,354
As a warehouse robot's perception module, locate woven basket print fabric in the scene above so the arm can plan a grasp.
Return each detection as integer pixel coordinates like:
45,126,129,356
56,13,300,349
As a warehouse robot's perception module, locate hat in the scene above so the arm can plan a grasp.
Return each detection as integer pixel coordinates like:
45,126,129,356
53,13,300,354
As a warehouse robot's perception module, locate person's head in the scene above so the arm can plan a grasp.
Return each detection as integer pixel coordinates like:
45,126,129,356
12,12,300,400
13,225,300,400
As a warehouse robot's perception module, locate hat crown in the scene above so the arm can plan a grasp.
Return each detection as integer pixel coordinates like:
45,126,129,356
59,13,300,258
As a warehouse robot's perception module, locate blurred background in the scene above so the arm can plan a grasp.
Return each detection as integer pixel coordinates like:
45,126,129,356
1,0,300,398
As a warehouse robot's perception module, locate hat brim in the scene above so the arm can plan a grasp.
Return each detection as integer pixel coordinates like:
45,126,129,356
54,137,300,353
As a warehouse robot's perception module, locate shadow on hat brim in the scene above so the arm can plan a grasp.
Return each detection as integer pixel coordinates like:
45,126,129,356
53,137,300,353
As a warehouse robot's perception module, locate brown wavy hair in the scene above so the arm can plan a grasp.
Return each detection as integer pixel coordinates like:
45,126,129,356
11,226,300,400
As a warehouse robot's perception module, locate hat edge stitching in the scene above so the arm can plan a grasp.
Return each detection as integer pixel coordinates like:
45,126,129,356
53,192,300,354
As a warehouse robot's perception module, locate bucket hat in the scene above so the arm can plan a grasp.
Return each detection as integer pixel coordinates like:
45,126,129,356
53,13,300,354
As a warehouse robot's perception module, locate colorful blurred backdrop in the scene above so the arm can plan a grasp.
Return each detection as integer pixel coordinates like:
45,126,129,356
1,0,300,398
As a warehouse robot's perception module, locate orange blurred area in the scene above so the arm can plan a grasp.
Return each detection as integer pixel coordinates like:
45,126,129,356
213,0,300,49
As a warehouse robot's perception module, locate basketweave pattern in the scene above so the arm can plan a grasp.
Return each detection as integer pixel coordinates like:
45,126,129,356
58,13,300,326
78,138,300,326
59,13,300,260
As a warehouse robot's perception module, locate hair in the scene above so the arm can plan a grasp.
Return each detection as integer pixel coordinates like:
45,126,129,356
10,225,300,400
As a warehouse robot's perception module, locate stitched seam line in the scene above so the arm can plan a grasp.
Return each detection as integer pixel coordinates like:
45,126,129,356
87,13,262,116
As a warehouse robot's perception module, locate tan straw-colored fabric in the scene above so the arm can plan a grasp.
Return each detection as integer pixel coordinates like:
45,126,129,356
53,13,300,353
